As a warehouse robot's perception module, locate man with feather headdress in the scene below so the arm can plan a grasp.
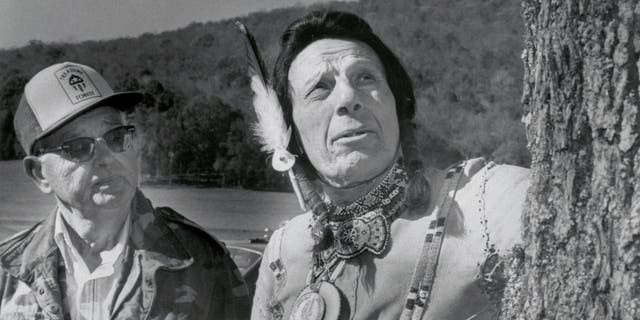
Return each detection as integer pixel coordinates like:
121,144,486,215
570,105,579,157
247,10,529,320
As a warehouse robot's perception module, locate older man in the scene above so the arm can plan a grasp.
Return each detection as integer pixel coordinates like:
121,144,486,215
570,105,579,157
0,62,250,320
251,11,529,320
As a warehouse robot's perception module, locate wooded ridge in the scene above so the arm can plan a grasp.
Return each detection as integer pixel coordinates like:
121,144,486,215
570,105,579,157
0,0,526,190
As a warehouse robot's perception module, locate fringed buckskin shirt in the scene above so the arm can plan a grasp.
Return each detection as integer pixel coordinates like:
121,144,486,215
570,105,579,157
0,190,251,320
252,158,529,320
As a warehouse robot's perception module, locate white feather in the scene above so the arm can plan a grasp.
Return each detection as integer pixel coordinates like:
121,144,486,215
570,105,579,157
250,75,291,153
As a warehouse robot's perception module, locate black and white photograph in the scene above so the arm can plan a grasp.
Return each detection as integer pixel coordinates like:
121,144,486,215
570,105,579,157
0,0,638,319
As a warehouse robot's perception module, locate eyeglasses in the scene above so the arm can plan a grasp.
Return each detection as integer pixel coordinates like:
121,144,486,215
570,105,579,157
34,125,136,162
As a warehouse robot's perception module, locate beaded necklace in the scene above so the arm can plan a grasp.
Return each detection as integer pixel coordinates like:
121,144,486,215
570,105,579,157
290,162,409,320
320,162,408,261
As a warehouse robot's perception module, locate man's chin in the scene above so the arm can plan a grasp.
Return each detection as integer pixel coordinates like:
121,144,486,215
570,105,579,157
322,157,389,188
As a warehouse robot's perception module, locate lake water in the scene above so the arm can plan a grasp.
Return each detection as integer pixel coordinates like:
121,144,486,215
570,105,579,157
0,160,300,241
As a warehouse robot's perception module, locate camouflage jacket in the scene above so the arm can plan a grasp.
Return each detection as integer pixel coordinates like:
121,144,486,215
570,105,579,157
0,190,251,320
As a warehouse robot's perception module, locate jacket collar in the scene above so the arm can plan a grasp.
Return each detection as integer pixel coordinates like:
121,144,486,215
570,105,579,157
128,190,193,270
0,189,193,285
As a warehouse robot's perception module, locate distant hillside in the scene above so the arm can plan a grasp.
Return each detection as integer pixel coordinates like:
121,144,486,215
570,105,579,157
0,0,527,190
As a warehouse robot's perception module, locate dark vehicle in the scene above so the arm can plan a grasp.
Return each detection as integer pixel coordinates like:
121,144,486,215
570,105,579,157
228,238,268,297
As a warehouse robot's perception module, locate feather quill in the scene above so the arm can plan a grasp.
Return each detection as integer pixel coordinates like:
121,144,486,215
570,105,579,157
235,21,305,210
235,22,290,155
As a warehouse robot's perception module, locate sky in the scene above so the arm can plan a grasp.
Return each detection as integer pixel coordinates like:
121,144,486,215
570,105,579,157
0,0,343,49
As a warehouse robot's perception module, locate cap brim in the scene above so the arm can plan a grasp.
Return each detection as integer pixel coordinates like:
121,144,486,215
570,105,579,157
34,91,143,145
93,91,144,112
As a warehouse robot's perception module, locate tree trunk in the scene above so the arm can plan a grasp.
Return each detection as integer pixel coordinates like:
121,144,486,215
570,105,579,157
501,1,640,319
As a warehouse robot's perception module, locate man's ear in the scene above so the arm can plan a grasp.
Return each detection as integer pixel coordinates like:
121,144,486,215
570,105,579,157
122,111,142,153
23,156,53,194
133,132,143,154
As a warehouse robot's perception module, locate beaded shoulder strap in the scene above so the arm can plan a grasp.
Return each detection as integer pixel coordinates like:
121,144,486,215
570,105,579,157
399,161,465,320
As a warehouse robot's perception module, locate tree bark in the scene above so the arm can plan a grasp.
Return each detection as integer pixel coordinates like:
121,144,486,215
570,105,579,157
502,1,640,319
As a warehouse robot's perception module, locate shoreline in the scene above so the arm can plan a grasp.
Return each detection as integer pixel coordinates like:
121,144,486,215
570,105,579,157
0,160,300,242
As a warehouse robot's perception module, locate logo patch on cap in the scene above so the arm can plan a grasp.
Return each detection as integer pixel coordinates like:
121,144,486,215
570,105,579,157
54,65,102,104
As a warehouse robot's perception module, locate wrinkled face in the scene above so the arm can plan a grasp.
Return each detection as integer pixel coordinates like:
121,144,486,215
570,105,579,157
289,39,400,187
34,106,139,212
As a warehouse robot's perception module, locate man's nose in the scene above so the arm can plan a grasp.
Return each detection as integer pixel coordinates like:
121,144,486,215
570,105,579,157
334,81,362,116
93,138,116,165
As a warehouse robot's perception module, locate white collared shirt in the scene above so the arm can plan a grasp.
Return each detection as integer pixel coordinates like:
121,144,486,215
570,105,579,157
54,209,131,320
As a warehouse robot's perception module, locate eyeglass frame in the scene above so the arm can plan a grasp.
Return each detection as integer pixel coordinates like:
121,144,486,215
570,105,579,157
32,125,137,162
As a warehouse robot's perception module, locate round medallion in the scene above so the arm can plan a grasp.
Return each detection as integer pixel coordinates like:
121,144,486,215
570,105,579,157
335,219,369,256
289,282,341,320
290,291,325,320
272,148,296,171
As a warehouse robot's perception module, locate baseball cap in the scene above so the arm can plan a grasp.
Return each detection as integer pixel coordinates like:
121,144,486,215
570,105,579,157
13,62,143,155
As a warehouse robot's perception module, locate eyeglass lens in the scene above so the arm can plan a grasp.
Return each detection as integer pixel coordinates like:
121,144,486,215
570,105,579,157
62,126,135,162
